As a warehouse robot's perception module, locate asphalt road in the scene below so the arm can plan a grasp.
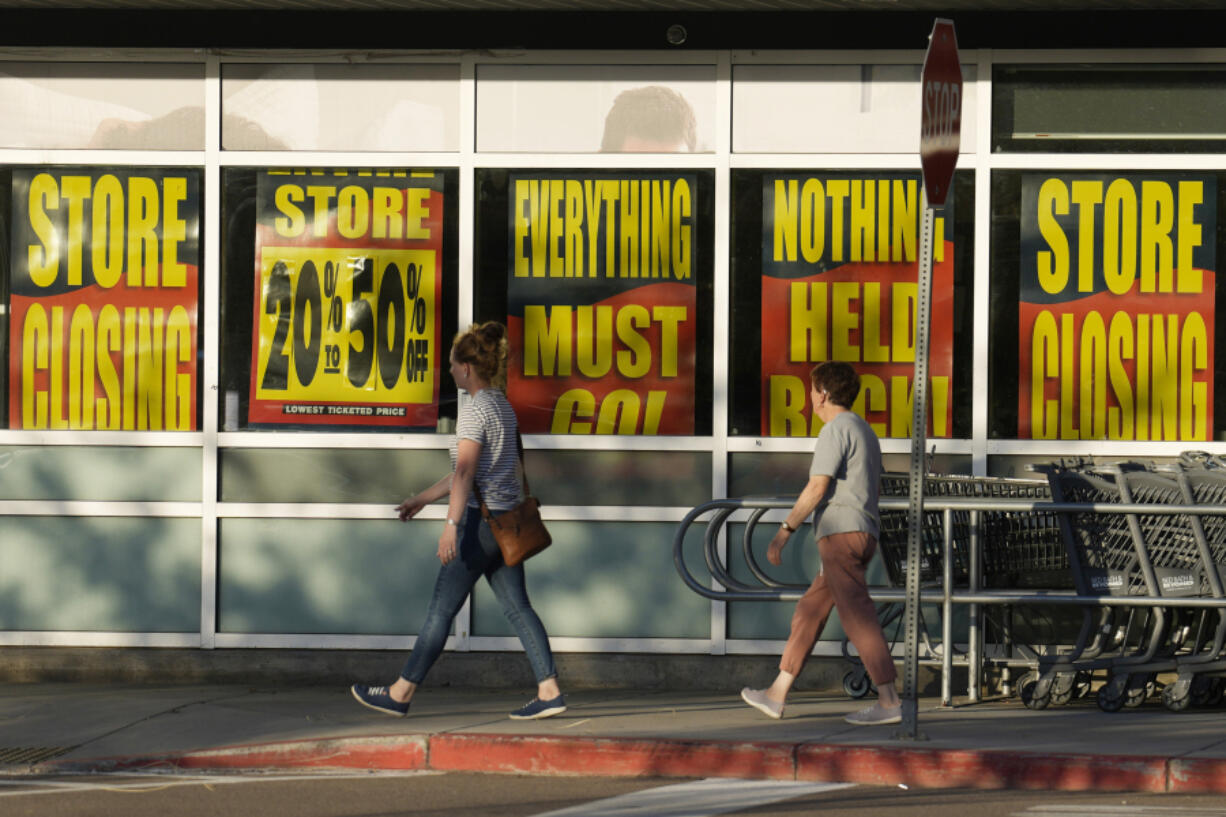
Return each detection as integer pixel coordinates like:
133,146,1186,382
4,771,1226,817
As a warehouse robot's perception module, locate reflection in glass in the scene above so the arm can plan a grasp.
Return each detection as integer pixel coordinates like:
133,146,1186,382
0,62,205,150
222,63,460,152
477,64,715,153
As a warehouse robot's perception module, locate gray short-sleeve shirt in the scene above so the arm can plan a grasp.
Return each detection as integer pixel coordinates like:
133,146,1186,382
809,410,882,540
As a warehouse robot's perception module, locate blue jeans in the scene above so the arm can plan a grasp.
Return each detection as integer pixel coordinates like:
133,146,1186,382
400,504,557,685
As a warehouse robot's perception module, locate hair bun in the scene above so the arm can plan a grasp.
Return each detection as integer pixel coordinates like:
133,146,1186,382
478,321,506,347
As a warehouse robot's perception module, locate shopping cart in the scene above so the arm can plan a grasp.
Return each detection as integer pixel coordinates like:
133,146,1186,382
876,474,1065,587
845,473,1068,701
1153,454,1226,709
1037,462,1214,712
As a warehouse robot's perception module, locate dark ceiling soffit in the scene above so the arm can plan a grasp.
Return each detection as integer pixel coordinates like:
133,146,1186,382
0,9,1216,50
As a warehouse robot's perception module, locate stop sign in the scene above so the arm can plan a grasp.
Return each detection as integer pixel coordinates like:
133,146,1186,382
920,19,962,208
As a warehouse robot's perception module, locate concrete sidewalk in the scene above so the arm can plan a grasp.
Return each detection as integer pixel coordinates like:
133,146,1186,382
2,683,1225,793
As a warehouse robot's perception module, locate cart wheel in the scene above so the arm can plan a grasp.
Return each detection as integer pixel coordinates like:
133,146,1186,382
1049,673,1075,706
843,671,873,699
1097,685,1126,712
1162,682,1192,712
1018,672,1050,710
1205,678,1225,708
1124,675,1155,708
1189,677,1214,707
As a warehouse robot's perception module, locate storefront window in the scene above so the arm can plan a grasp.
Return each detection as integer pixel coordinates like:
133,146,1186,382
219,167,459,432
989,170,1225,440
732,63,979,154
476,64,716,153
0,62,205,151
221,63,461,152
474,168,714,435
728,168,974,438
993,64,1226,153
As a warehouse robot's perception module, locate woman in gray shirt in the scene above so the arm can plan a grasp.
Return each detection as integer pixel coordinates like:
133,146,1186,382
740,361,902,726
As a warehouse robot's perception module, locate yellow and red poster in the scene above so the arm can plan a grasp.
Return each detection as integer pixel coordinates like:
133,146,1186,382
8,168,199,430
760,173,955,438
250,170,443,427
506,172,697,434
1019,173,1215,440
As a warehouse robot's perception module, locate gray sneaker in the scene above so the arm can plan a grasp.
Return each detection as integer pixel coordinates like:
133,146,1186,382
740,687,784,719
843,703,902,726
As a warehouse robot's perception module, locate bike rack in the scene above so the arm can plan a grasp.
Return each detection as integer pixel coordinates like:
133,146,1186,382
673,495,1226,707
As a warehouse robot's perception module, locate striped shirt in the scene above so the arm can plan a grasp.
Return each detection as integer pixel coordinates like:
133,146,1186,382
453,388,523,511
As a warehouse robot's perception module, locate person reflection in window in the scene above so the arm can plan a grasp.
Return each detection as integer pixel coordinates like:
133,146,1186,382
600,85,697,153
88,106,287,150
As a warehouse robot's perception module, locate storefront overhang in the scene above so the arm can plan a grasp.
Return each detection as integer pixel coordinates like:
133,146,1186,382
0,1,1223,50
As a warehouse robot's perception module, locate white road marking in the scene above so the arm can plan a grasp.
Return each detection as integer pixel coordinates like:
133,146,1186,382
0,769,443,798
530,777,855,817
1017,806,1226,817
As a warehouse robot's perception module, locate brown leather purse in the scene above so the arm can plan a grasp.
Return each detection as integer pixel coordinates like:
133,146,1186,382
472,432,551,567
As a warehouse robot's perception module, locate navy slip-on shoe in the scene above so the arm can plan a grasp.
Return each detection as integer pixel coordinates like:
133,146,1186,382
508,694,567,720
351,683,410,717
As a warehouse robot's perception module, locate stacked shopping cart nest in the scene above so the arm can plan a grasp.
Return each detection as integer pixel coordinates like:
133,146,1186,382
842,473,1067,700
877,473,1067,590
1031,456,1226,712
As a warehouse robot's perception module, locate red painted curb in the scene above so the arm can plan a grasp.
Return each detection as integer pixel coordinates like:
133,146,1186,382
45,735,428,774
798,745,1169,793
1168,757,1226,793
428,733,797,780
39,732,1226,795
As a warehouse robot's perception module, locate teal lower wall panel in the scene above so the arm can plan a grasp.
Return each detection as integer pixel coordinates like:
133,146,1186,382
472,521,710,640
218,518,440,635
0,516,199,632
0,446,201,501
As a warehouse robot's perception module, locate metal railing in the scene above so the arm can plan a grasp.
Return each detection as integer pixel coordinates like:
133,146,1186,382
673,495,1226,707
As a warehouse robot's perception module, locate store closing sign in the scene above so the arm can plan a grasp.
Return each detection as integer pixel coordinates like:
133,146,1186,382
9,168,200,431
249,170,443,428
1019,173,1215,441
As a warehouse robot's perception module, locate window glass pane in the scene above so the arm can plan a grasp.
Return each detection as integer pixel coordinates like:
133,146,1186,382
222,63,460,152
5,166,202,431
0,446,200,501
220,447,449,504
728,168,974,438
220,448,707,507
993,65,1226,153
990,170,1223,440
219,167,459,432
728,452,971,498
0,516,199,631
527,450,710,507
0,62,204,150
477,64,715,153
988,454,1175,479
474,168,714,436
733,64,977,154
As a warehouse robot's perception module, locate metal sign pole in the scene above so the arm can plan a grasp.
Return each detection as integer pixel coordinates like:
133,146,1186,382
897,201,936,741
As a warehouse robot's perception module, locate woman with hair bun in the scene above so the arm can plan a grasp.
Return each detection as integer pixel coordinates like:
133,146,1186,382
351,321,566,720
